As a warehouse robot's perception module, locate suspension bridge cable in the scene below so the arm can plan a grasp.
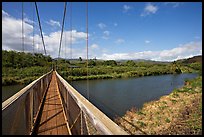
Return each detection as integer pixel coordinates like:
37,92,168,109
86,2,89,101
35,2,47,55
64,23,66,59
58,2,67,59
22,2,24,52
70,2,73,77
33,2,35,54
90,96,147,135
67,2,72,128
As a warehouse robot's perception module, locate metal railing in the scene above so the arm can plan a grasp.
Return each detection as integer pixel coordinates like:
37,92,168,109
55,71,128,135
2,70,128,135
2,70,53,135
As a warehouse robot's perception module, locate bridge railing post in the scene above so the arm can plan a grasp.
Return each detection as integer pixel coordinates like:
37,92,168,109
2,70,53,135
55,71,128,135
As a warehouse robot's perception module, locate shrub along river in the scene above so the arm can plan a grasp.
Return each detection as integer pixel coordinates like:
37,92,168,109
2,73,198,120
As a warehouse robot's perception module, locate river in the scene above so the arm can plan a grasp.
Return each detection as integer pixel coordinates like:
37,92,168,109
2,73,198,120
2,84,25,102
70,73,198,120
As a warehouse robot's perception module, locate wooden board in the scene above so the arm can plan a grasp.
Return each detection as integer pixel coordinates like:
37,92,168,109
37,72,69,135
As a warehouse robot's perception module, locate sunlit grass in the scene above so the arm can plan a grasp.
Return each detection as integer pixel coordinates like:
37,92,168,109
115,75,202,135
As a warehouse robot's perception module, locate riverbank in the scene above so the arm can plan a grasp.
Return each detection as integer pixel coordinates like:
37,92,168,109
58,63,198,82
1,65,198,86
115,76,202,135
2,50,201,86
2,66,51,86
1,65,176,85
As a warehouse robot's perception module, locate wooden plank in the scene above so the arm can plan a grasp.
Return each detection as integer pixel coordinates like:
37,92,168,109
37,72,69,135
55,71,128,135
2,70,52,111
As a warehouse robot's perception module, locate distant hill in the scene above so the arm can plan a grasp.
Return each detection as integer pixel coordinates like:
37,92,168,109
116,59,170,64
176,55,202,64
43,55,203,64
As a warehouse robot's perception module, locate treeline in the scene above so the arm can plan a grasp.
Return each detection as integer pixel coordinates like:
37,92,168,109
57,59,200,81
2,50,52,68
2,50,52,85
2,50,202,85
114,59,202,135
58,62,182,81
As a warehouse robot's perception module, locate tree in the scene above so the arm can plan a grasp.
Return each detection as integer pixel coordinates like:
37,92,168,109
79,57,82,61
88,60,96,66
103,60,117,66
171,61,182,74
126,60,135,66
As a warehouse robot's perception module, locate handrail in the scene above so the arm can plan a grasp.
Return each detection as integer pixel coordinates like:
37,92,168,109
2,70,128,135
2,70,52,110
55,71,128,135
2,70,53,135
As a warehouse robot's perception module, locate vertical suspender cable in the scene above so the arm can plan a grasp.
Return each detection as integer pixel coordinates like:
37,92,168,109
33,2,35,54
35,2,47,55
70,2,72,77
22,2,24,52
86,2,89,100
58,2,67,71
37,32,39,53
65,24,66,59
58,2,67,59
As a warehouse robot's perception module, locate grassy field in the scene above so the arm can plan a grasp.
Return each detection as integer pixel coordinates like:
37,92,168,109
57,60,200,82
2,66,51,85
115,76,202,135
2,50,202,86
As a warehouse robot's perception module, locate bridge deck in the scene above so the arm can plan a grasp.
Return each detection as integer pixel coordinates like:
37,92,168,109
37,72,69,135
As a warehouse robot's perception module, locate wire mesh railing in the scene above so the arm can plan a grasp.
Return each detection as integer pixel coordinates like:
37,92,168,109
2,70,128,135
2,70,53,135
55,71,128,135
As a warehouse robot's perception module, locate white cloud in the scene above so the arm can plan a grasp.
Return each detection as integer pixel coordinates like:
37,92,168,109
68,43,101,60
2,10,9,16
114,23,118,27
2,10,201,62
115,38,125,44
102,36,109,40
40,30,87,57
99,41,202,61
104,31,110,36
24,17,35,25
102,30,110,40
123,5,131,13
165,2,181,8
46,19,60,27
145,3,158,13
90,44,99,49
2,12,88,58
98,23,106,29
141,3,158,17
100,51,157,61
2,11,34,52
156,41,202,61
145,40,150,44
194,36,200,39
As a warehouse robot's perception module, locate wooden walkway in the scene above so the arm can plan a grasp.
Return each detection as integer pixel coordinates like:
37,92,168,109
37,72,70,135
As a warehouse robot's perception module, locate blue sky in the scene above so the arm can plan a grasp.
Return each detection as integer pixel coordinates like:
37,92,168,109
2,2,202,61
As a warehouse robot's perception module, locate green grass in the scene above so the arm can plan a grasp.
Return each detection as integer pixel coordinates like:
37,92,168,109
165,118,171,123
173,76,202,94
2,50,202,86
2,66,50,85
115,74,202,135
